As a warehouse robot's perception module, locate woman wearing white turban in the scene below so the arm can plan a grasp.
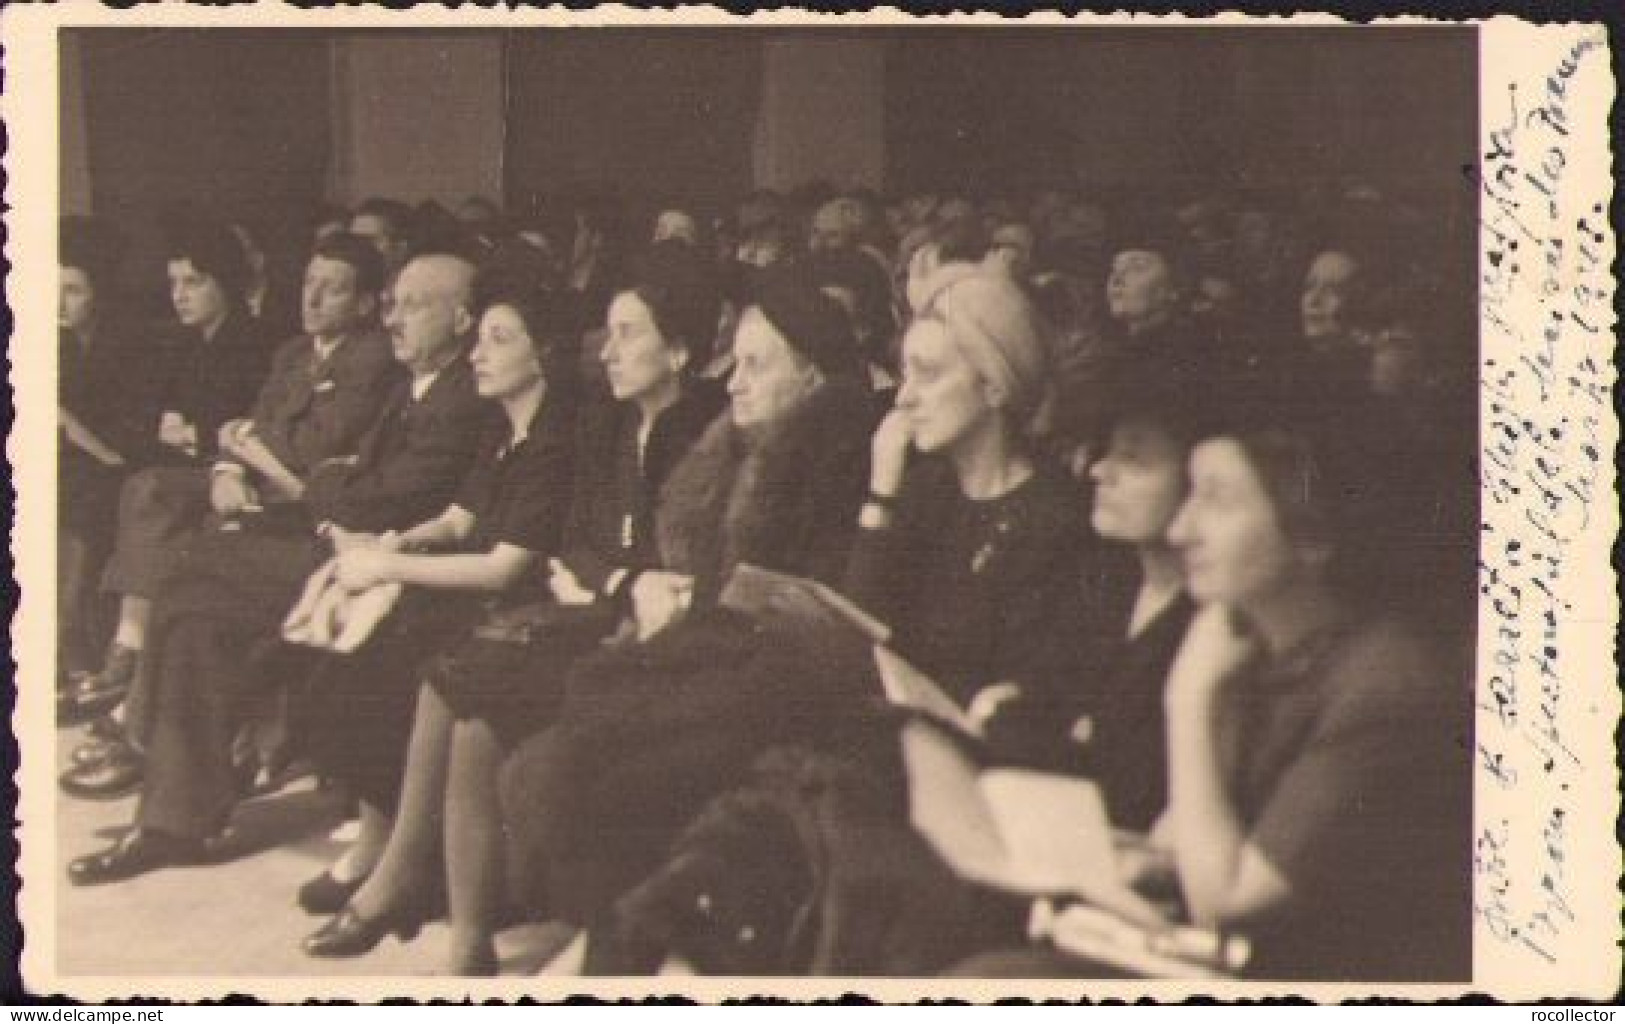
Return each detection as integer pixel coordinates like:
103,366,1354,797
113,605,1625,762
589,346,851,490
846,268,1087,754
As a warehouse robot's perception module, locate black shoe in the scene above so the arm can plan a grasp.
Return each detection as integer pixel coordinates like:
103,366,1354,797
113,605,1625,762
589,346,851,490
67,828,208,886
70,738,116,769
59,740,144,801
302,902,425,958
58,646,139,727
297,869,367,916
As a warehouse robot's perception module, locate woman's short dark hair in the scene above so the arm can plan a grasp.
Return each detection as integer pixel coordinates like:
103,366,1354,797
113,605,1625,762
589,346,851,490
473,249,580,400
1220,387,1423,605
311,231,387,297
164,218,251,303
624,240,722,368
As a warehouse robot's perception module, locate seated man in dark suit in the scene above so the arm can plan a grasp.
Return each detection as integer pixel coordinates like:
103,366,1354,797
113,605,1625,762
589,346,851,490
67,252,490,883
64,233,399,723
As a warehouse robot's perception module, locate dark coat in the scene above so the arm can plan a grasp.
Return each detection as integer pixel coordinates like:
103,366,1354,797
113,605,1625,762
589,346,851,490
588,744,1012,977
61,326,164,467
130,361,488,839
655,379,878,605
151,310,274,460
559,380,724,597
239,327,400,478
556,378,878,735
302,359,490,534
60,326,166,544
500,380,879,926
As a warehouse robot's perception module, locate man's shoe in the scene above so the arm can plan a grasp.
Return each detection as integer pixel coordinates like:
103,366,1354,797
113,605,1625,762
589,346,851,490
58,646,139,727
59,740,144,801
70,737,117,769
66,828,208,886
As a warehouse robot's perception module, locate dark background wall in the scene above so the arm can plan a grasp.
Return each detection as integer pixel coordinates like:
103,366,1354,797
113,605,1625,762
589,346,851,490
76,30,332,309
504,31,763,215
67,26,1477,211
883,28,1476,203
64,26,1476,292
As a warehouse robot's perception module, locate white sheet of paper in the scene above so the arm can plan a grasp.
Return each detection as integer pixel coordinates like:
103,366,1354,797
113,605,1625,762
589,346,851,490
901,720,1137,913
979,769,1117,893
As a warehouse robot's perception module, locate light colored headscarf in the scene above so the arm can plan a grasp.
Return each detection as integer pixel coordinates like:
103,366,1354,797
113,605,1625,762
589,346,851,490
916,266,1054,437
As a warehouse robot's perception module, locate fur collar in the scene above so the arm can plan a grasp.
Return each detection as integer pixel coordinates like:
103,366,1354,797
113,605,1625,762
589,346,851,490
658,381,875,600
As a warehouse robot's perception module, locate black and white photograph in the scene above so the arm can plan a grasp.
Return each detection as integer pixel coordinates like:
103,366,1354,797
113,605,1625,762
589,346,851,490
5,8,1618,1003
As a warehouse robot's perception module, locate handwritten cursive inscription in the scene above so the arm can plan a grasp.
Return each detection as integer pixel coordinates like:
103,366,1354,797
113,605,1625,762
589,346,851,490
1472,30,1610,970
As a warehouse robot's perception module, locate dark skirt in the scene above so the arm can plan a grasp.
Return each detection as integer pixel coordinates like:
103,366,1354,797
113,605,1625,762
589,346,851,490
426,601,622,748
499,604,879,926
299,588,487,814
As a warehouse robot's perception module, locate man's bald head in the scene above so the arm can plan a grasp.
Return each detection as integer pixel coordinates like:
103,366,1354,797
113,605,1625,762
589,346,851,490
384,253,478,377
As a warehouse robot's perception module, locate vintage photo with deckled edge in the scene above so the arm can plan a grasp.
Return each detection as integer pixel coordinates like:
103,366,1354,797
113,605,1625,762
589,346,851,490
3,4,1619,1002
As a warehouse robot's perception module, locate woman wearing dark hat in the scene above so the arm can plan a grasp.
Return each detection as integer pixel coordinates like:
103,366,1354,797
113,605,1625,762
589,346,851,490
1104,229,1195,346
497,268,878,969
295,273,576,965
1017,362,1221,829
952,393,1471,981
299,249,723,974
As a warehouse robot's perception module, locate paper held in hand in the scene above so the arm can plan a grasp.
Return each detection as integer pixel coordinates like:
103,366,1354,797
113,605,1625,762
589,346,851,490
720,564,892,644
899,718,1167,926
873,646,984,738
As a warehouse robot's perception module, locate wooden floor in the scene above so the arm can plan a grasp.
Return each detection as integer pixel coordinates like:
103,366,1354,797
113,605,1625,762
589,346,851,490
51,721,577,979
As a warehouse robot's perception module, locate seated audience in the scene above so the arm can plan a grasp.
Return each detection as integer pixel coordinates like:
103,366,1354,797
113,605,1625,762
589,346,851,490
497,269,876,970
58,219,161,687
846,268,1087,750
54,174,1476,985
1042,366,1218,827
300,248,722,974
1294,243,1374,385
653,208,701,248
64,250,484,878
804,245,900,389
902,215,991,318
62,218,275,724
1103,226,1208,372
954,392,1471,980
62,233,396,733
296,270,576,962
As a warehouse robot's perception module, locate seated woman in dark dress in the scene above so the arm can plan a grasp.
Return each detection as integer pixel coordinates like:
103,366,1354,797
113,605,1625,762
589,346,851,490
301,250,722,975
1005,362,1220,830
847,266,1088,750
954,393,1472,981
296,277,575,963
58,218,161,686
591,345,1222,977
497,269,876,970
66,217,273,721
